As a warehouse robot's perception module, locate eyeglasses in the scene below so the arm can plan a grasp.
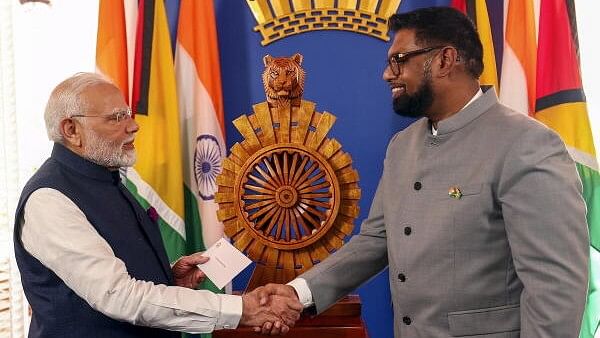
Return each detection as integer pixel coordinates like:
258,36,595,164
387,46,445,76
71,107,133,123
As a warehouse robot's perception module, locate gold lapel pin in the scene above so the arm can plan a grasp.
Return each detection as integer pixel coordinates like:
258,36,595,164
449,186,462,199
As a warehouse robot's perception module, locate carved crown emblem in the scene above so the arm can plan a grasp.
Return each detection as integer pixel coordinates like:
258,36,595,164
246,0,401,45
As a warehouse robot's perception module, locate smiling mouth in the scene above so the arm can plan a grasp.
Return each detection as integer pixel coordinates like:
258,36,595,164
391,86,406,98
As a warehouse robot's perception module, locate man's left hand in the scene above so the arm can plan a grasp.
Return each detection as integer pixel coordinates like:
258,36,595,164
172,252,209,289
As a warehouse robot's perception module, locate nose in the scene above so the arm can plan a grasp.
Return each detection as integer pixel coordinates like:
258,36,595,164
383,64,395,82
126,117,139,134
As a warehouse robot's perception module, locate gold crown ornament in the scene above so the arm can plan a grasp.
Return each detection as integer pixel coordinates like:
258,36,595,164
246,0,401,45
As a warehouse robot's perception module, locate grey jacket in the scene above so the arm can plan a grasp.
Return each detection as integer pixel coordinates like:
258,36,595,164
299,88,589,337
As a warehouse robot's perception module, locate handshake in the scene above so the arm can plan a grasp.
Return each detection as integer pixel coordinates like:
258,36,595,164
172,252,305,334
239,284,304,335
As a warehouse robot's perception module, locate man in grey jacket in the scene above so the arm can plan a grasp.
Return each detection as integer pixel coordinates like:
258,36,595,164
257,6,589,337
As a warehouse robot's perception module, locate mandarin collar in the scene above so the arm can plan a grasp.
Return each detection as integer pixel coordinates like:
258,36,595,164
430,86,498,137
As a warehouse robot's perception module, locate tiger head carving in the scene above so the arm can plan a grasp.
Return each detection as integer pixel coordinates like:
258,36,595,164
263,53,305,108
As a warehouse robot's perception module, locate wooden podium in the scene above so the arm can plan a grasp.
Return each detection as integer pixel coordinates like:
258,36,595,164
213,295,369,338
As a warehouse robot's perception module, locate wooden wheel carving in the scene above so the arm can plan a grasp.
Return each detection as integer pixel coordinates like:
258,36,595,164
215,54,360,289
238,144,340,250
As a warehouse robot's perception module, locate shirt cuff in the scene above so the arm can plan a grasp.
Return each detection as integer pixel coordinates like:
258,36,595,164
169,256,182,268
216,294,243,330
287,278,314,308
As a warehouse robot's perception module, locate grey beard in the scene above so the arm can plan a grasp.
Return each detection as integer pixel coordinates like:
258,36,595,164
83,130,136,168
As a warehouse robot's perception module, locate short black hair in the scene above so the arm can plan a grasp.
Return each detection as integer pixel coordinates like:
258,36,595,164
388,7,484,78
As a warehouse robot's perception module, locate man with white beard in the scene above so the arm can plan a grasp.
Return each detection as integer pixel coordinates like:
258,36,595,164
13,73,301,338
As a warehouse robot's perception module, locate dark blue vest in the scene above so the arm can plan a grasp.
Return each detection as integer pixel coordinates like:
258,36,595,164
14,143,180,338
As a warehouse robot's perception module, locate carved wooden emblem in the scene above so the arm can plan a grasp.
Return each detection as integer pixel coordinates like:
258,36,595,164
216,53,360,290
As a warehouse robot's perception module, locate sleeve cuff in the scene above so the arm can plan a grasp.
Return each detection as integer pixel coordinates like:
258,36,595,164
287,278,314,308
169,256,182,268
216,294,243,330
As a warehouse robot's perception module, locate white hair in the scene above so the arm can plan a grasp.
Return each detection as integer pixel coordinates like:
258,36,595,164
44,72,113,142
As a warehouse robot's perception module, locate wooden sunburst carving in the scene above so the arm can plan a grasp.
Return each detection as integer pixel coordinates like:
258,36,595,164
215,54,360,290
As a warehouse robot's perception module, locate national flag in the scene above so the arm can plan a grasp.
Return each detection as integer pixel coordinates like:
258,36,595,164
533,1,599,336
175,0,226,259
499,0,538,115
128,0,186,262
451,0,498,90
96,0,129,101
96,0,187,263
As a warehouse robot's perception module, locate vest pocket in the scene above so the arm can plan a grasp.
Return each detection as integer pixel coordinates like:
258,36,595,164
448,303,520,336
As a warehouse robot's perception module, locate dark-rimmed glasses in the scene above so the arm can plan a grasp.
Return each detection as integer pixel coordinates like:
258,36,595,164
71,107,133,123
387,46,445,76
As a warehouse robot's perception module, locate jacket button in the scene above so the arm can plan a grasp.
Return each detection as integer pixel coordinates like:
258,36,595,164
398,273,406,282
404,227,412,235
403,316,411,325
413,181,422,190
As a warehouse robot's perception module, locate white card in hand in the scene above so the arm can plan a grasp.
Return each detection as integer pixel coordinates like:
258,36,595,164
197,238,252,289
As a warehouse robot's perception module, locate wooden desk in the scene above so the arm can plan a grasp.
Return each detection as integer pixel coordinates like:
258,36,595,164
214,295,369,338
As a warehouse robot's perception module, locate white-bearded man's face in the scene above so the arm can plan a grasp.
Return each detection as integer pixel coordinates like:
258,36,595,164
74,83,138,169
82,126,136,168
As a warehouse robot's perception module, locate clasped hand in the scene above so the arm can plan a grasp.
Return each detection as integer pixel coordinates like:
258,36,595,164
240,284,303,335
172,254,302,335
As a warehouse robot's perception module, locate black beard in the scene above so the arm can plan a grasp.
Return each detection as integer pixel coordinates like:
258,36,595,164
392,76,434,118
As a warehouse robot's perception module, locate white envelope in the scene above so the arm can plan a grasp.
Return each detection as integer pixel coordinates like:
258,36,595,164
197,238,252,289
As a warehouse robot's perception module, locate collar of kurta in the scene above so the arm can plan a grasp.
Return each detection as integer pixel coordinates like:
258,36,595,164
431,85,498,136
51,142,121,185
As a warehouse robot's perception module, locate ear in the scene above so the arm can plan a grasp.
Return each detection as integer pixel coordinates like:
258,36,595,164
292,53,303,65
263,55,273,67
59,117,83,148
436,47,460,77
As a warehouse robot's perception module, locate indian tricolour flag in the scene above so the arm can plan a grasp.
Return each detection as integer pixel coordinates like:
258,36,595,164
175,0,226,262
499,0,538,115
